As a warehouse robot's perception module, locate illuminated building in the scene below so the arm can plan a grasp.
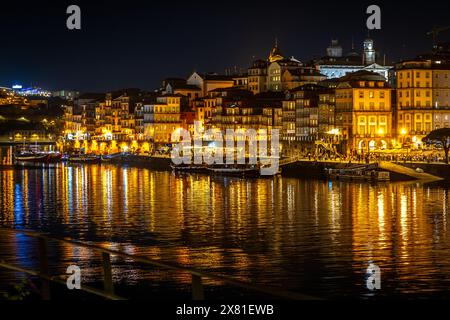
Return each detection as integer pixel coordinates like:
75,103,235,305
267,57,303,92
318,90,336,137
180,110,196,135
268,39,284,63
282,68,327,91
248,59,268,94
71,93,105,139
395,53,450,148
315,38,392,82
187,72,235,97
134,102,145,141
209,88,283,139
281,84,334,153
13,85,52,97
232,74,249,90
0,87,27,106
335,70,393,154
249,41,325,93
193,97,215,127
163,78,201,108
143,94,182,144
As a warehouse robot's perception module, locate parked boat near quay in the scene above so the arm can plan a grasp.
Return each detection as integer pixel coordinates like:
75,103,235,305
14,149,62,163
325,164,390,182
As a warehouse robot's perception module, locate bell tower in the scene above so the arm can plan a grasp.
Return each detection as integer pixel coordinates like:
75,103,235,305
363,38,376,65
268,38,284,63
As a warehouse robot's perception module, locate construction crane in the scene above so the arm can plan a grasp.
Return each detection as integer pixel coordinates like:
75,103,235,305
427,26,450,45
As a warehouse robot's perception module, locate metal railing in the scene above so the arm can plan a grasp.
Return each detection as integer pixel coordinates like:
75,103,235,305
0,226,321,300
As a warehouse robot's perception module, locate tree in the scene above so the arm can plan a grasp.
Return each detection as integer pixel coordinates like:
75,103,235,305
423,128,450,164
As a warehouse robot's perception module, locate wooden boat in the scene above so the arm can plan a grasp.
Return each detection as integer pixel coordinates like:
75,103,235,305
14,152,50,162
325,167,390,182
14,147,62,163
68,154,101,163
101,152,125,162
171,163,207,173
206,164,260,178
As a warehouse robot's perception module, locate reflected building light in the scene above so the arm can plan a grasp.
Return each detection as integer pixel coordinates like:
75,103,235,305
443,190,447,229
14,183,24,224
400,194,408,241
377,191,386,239
123,168,129,214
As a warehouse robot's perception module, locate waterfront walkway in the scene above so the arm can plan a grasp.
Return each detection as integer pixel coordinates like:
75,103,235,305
378,161,444,182
281,157,446,182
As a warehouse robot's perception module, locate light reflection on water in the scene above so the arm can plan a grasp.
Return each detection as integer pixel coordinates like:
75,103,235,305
0,162,450,298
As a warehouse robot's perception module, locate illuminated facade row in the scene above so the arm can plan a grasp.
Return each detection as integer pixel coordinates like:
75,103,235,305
61,43,450,155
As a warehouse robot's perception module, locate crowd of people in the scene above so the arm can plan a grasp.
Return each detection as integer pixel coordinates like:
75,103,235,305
301,150,447,164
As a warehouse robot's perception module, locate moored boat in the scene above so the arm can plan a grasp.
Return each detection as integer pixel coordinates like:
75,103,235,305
325,167,390,182
206,164,260,178
100,152,126,162
171,163,207,173
68,154,101,163
14,152,50,162
13,147,62,163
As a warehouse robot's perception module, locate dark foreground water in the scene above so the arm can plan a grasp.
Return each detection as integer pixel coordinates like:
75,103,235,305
0,162,449,299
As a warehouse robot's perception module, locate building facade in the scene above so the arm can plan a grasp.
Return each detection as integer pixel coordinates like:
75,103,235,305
335,70,393,154
316,38,392,82
143,94,182,144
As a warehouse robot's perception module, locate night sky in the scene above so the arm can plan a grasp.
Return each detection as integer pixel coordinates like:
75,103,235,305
0,0,449,92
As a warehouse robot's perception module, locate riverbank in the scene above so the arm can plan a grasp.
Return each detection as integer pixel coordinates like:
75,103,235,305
282,160,448,182
2,155,449,182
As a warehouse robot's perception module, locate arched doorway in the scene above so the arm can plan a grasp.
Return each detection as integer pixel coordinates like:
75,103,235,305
358,140,366,151
369,140,376,151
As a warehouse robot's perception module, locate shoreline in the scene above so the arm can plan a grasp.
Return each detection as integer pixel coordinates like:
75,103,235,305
1,155,449,182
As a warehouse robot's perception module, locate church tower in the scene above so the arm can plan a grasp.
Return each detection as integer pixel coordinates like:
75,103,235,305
268,38,284,63
363,38,376,65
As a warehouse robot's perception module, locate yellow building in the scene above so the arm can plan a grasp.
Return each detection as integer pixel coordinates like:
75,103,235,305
143,94,181,144
186,72,234,97
335,70,393,153
396,58,450,148
193,97,215,127
164,81,201,108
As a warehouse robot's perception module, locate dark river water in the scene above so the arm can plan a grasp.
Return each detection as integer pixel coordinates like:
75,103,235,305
0,148,450,299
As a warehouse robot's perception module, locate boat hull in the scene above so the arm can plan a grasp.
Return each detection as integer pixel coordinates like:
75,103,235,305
207,167,260,178
68,156,101,164
14,154,50,162
171,164,207,173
